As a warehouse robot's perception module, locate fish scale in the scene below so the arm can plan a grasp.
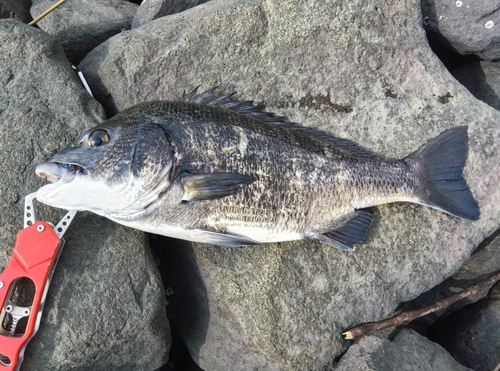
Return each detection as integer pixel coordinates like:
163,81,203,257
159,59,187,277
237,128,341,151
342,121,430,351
34,89,479,250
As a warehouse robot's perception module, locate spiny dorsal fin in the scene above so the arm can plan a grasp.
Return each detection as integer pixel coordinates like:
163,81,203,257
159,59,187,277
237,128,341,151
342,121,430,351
183,86,288,124
182,87,376,160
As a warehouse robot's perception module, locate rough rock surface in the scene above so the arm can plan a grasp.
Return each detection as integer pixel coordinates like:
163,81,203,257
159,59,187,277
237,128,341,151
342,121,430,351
335,328,473,371
0,19,169,370
132,0,210,29
78,0,500,369
421,0,500,61
430,283,500,371
23,215,170,371
452,61,500,111
30,0,138,64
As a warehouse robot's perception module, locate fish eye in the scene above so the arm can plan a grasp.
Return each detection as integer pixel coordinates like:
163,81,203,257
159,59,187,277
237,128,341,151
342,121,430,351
87,130,110,147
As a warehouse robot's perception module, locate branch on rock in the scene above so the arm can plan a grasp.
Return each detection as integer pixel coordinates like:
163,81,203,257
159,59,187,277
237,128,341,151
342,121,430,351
343,270,500,341
28,0,67,26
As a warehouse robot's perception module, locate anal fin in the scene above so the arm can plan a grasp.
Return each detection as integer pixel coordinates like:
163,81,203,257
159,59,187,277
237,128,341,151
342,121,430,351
311,210,374,251
181,172,255,201
194,229,259,247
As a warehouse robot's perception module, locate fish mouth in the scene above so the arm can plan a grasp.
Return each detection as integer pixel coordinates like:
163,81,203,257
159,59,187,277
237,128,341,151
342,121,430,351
36,162,86,184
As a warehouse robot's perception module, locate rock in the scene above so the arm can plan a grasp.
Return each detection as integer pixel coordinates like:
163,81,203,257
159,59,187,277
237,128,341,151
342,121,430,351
452,61,500,111
23,214,170,371
132,0,210,29
421,0,500,62
429,283,500,371
30,0,138,64
0,0,33,23
0,18,103,240
78,0,500,369
0,19,169,370
406,229,500,325
335,328,473,371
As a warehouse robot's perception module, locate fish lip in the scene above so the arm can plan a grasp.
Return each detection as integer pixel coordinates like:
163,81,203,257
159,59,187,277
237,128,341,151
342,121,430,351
36,161,86,184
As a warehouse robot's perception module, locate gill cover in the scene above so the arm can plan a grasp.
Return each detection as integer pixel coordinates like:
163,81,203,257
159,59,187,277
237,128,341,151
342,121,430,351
131,124,176,188
114,123,178,216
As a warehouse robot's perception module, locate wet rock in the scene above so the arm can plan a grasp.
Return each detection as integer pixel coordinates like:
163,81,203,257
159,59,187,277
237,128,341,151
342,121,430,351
132,0,210,29
335,328,473,371
422,0,500,61
78,0,500,369
30,0,138,64
430,283,500,371
0,0,32,23
452,61,500,111
0,19,169,370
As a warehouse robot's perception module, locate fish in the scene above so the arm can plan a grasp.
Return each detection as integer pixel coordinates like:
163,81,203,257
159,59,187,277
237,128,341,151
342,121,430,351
35,88,480,250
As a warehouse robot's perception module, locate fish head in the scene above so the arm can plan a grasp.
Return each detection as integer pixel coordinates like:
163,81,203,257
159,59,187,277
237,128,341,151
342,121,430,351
36,119,177,216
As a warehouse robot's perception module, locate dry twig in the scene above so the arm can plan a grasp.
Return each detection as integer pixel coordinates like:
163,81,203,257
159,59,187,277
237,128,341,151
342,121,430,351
343,270,500,340
28,0,67,26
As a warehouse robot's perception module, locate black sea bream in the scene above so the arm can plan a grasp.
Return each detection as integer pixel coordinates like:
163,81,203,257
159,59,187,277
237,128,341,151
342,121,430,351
35,89,479,250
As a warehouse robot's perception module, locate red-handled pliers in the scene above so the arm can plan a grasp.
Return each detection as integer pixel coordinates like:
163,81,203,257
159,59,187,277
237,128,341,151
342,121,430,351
0,193,76,370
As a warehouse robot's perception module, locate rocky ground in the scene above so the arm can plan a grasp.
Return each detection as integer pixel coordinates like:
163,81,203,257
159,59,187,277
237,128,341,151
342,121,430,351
0,0,499,370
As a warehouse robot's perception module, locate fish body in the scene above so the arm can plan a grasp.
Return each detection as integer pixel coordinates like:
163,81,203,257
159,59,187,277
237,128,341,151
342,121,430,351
35,89,479,250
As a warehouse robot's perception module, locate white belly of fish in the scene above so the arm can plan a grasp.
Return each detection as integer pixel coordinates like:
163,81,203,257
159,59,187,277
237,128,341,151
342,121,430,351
108,217,302,247
225,225,302,243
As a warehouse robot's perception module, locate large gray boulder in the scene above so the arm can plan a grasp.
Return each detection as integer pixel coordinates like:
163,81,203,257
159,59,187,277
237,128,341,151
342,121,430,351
30,0,138,64
335,328,473,371
422,0,500,61
0,19,169,370
78,0,500,369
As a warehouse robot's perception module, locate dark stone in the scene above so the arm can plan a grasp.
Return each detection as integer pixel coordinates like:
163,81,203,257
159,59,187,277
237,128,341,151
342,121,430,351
0,0,32,23
131,0,211,29
406,230,500,326
30,0,138,64
453,61,500,111
336,328,473,371
429,283,500,371
422,0,500,62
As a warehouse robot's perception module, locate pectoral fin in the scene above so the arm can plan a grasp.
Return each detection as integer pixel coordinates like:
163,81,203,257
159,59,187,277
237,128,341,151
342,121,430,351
194,229,259,247
311,210,374,251
181,172,255,201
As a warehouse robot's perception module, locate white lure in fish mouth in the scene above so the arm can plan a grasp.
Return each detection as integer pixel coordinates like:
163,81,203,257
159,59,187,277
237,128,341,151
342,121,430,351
35,161,121,214
36,162,85,184
35,159,169,217
35,161,88,210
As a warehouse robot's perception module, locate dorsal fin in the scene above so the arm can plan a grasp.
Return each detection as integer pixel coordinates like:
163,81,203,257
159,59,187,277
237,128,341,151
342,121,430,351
182,87,376,160
182,86,289,124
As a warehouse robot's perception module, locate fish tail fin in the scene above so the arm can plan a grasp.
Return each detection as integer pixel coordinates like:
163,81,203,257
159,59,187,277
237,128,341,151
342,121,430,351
408,126,479,220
